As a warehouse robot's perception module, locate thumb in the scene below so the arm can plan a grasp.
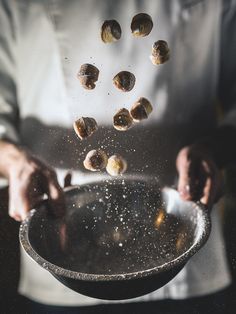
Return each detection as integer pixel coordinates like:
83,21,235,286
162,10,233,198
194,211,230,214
47,177,65,217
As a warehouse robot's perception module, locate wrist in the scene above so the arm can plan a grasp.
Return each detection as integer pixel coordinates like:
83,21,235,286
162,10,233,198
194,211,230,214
0,140,27,179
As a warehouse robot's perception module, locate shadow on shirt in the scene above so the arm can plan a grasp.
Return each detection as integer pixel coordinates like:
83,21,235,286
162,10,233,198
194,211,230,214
20,117,214,186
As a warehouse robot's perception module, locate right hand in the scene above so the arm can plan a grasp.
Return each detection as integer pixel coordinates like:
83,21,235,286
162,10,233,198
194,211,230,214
0,141,65,221
176,145,222,207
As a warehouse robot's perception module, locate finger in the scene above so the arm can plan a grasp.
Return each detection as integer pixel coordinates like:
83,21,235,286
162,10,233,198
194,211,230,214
176,148,191,200
9,185,32,221
45,171,66,217
24,171,50,208
178,171,191,200
59,223,67,251
9,210,22,222
200,160,219,207
48,182,65,217
64,172,72,188
188,157,207,201
200,176,212,206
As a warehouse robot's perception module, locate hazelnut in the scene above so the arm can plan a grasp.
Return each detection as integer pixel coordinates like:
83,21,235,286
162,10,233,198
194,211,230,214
73,117,98,140
83,149,108,172
113,108,133,131
130,97,153,122
106,154,127,176
131,13,153,37
101,20,122,43
113,71,136,92
150,40,170,65
77,64,99,89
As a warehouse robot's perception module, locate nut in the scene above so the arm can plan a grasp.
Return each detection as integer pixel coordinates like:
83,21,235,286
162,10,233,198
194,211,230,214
131,13,153,37
113,108,133,131
106,154,127,176
113,71,136,92
73,117,98,140
77,64,99,89
130,97,153,122
101,20,122,43
83,149,108,172
150,40,170,65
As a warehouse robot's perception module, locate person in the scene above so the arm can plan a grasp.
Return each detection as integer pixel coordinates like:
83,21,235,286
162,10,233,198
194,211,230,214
0,0,236,313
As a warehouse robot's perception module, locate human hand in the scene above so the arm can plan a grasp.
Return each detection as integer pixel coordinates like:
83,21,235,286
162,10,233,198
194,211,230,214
0,141,65,221
176,145,223,207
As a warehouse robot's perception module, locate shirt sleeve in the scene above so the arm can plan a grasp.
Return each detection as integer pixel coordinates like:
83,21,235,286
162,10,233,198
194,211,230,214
0,0,20,143
218,0,236,127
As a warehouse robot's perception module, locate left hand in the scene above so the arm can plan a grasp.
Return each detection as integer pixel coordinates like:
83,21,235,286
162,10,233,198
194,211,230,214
176,145,223,206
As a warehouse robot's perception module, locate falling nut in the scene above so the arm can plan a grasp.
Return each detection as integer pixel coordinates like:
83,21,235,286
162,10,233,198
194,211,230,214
113,108,133,131
83,149,108,172
150,40,170,65
106,154,127,176
113,71,135,92
101,20,122,43
77,64,99,89
130,97,153,122
131,13,153,37
73,117,98,140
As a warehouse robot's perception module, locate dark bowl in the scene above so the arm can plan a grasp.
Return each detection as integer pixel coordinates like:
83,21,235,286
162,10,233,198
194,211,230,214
19,177,211,300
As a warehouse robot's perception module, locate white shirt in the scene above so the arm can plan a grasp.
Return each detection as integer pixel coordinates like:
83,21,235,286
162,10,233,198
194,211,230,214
0,0,235,306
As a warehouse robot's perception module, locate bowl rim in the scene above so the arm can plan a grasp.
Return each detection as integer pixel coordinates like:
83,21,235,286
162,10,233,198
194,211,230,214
19,178,211,282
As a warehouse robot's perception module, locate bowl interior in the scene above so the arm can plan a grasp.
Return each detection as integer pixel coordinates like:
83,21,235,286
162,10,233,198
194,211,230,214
25,178,207,277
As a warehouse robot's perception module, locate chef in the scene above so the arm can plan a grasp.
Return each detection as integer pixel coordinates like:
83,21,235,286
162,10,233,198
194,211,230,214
0,0,235,313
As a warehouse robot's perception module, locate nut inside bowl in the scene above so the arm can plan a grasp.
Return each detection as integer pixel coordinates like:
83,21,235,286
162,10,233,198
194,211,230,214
19,177,211,300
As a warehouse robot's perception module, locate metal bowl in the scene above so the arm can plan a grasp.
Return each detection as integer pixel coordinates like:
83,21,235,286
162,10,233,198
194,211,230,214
19,177,211,300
